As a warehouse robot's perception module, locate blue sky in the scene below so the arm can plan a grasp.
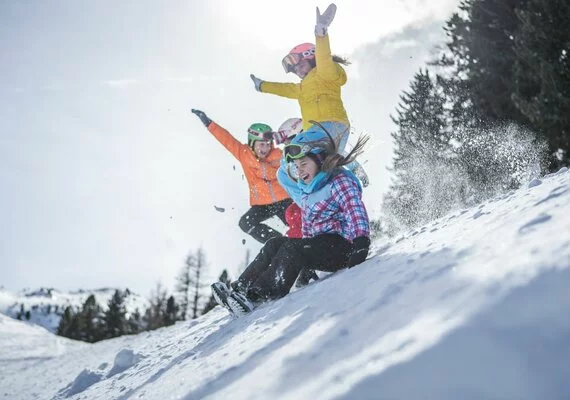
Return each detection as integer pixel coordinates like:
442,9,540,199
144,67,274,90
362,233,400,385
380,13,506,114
0,0,459,296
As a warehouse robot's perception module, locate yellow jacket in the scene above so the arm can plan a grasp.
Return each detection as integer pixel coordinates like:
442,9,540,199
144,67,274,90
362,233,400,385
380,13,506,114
261,35,349,131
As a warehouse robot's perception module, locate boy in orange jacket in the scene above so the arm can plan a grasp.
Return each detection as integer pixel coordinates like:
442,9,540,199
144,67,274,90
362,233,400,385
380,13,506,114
191,109,292,244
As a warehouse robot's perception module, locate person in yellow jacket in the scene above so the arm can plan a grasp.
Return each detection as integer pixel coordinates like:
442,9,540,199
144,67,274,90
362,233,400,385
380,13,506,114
250,3,369,196
191,109,292,244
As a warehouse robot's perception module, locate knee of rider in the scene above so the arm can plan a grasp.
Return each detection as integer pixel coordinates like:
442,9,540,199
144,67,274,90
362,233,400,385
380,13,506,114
263,237,285,254
279,240,306,264
238,213,252,231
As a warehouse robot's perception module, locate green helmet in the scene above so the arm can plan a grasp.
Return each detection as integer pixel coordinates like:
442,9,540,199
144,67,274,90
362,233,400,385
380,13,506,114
247,123,273,147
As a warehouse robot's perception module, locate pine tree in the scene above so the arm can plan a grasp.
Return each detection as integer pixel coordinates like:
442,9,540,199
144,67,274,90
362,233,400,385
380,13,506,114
383,69,456,231
16,304,24,320
176,248,209,320
57,306,81,340
57,306,74,337
143,283,168,330
164,296,179,326
175,256,193,321
434,0,529,127
512,0,570,166
190,248,207,319
127,309,144,334
79,294,104,343
103,290,127,339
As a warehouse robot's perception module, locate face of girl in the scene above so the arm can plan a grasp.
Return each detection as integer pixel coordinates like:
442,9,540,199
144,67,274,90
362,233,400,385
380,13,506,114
293,155,320,184
253,140,272,159
293,60,313,79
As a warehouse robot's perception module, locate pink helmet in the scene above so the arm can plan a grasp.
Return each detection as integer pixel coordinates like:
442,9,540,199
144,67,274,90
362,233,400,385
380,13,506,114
274,118,303,145
282,43,316,73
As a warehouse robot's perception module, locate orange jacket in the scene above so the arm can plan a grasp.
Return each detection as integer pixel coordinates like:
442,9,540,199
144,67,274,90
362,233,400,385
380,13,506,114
207,122,290,206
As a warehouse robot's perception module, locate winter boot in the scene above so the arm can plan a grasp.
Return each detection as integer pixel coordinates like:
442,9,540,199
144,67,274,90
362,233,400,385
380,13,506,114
295,269,320,288
227,291,255,317
230,280,247,294
211,282,233,313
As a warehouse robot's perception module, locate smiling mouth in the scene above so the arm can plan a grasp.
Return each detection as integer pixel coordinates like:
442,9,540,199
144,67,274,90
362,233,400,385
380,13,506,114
301,173,310,182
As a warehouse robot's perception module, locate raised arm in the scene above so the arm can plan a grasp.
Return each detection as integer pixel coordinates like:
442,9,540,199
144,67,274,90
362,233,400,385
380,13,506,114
314,4,343,81
191,109,244,162
250,74,300,99
260,80,301,99
207,122,245,162
315,35,342,81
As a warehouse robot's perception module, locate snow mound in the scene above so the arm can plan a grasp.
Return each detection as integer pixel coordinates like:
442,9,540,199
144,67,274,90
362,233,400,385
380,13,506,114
0,313,80,362
107,348,144,377
55,369,103,398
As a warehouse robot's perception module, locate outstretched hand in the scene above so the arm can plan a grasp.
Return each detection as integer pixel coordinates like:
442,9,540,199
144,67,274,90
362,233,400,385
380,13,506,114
250,74,263,92
315,3,337,37
191,109,212,127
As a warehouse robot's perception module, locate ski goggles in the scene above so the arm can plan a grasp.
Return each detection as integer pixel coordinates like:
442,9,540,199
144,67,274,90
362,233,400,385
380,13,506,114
281,49,315,73
283,143,319,162
248,129,274,141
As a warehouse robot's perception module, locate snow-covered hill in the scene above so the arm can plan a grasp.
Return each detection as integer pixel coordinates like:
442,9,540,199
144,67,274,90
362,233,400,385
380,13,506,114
1,167,569,400
0,287,149,333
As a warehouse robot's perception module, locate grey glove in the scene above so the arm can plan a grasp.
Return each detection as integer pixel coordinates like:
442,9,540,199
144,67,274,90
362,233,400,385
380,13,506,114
250,74,264,92
191,109,212,127
346,236,370,268
315,3,337,37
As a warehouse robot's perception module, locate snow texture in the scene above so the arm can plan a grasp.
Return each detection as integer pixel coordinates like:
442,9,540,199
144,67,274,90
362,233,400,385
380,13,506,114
1,168,569,400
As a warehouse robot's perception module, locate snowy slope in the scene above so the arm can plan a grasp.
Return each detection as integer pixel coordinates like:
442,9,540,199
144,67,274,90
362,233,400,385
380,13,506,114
0,287,149,333
0,313,82,362
1,168,569,400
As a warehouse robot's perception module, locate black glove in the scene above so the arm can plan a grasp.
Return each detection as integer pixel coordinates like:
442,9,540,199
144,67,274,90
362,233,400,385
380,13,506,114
346,236,370,268
191,109,212,127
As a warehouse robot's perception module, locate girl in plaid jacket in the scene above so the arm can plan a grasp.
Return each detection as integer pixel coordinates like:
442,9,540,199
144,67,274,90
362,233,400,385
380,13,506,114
212,129,371,316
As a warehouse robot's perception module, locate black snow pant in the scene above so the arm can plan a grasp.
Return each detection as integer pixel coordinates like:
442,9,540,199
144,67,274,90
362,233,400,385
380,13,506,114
237,234,353,301
238,198,292,244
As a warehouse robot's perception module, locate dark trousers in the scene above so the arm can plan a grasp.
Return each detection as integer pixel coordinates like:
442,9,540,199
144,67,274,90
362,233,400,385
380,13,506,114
239,199,292,244
238,234,353,301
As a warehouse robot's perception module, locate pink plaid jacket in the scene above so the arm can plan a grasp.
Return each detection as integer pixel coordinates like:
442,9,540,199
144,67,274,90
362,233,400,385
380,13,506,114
301,172,369,241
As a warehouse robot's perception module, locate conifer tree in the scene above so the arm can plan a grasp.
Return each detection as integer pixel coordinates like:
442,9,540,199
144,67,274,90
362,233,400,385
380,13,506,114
79,294,104,343
103,290,127,339
383,69,455,231
434,0,529,127
164,296,179,326
144,283,168,330
175,255,193,321
512,0,570,166
176,248,208,319
127,309,144,334
57,306,81,340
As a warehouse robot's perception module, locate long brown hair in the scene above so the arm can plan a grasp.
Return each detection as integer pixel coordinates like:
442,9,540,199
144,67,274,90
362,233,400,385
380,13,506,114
332,55,351,66
308,55,351,69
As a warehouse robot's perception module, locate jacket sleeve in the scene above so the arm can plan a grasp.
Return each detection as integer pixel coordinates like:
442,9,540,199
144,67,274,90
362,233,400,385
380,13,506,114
207,122,245,162
261,81,301,99
331,174,370,239
315,35,343,81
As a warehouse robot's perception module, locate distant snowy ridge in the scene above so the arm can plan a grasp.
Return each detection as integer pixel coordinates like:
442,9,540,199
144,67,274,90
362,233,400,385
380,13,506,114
0,287,149,333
